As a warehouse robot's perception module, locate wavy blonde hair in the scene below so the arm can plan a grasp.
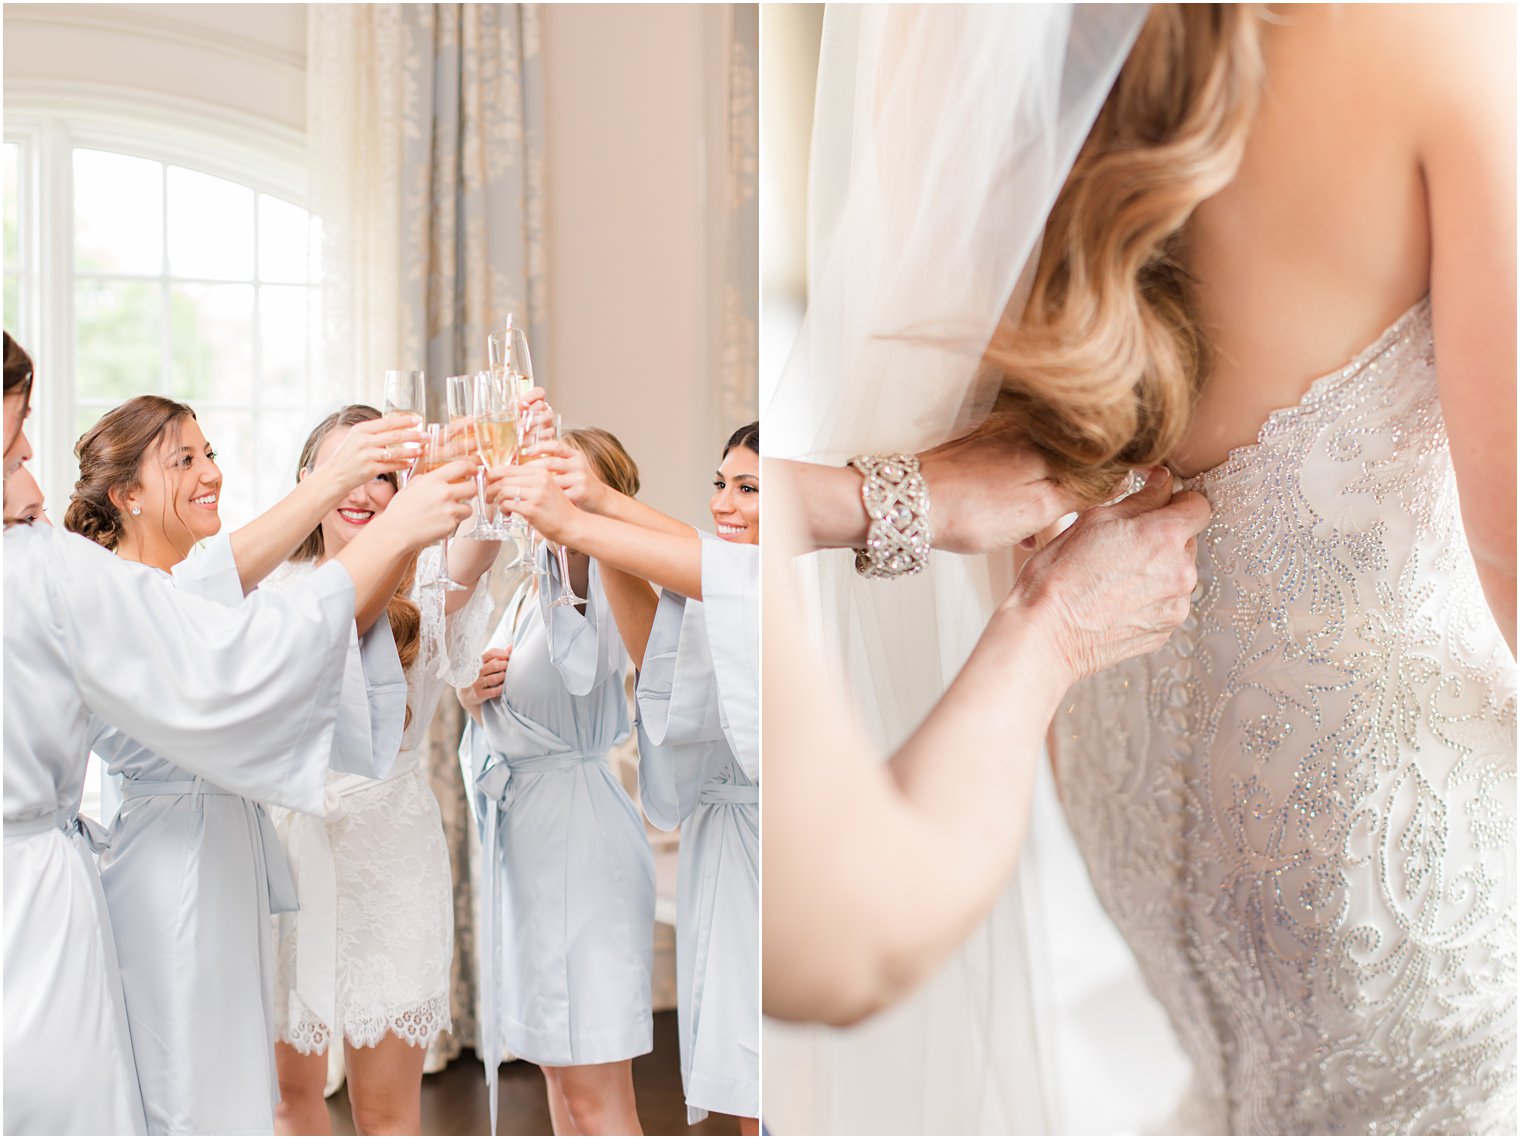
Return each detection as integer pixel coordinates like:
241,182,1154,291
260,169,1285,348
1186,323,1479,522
984,4,1267,500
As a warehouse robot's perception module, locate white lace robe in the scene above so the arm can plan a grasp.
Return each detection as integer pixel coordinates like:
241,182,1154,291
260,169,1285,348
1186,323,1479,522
271,546,494,1054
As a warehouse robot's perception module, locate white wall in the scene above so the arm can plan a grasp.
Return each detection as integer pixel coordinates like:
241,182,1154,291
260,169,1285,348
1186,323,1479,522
539,3,731,528
3,4,307,135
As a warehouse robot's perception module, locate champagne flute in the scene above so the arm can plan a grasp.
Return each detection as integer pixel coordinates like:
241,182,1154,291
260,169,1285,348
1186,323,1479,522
415,423,469,592
472,371,525,556
536,411,586,609
488,317,537,542
383,370,426,486
447,374,510,542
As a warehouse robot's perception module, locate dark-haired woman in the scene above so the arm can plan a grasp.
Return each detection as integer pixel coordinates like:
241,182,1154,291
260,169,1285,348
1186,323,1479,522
269,404,501,1137
2,335,474,1136
487,422,760,1132
65,394,424,1135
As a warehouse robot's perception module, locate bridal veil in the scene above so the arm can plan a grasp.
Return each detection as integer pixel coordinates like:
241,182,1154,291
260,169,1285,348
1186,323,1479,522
762,5,1149,1132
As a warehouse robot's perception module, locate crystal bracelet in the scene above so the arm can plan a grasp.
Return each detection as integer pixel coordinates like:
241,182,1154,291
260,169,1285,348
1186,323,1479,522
848,452,932,579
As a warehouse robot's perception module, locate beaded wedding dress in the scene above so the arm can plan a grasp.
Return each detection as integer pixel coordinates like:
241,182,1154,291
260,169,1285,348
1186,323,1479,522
1053,296,1517,1134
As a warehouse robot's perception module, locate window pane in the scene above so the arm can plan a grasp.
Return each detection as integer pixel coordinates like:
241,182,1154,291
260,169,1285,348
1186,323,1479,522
75,279,162,401
170,284,254,403
168,167,254,280
194,408,254,529
75,150,163,275
259,285,311,405
4,273,18,334
4,142,19,269
73,403,119,453
256,408,310,514
258,194,309,284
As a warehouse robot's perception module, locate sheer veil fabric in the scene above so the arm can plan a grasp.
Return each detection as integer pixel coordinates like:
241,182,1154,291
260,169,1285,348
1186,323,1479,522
761,5,1147,1132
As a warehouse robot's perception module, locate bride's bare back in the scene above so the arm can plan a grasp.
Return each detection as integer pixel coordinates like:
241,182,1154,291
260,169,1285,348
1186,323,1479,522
1176,3,1515,641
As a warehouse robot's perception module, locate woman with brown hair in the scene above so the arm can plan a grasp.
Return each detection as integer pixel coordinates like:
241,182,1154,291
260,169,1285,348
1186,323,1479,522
65,393,427,1136
269,403,503,1137
458,427,656,1135
764,3,1514,1133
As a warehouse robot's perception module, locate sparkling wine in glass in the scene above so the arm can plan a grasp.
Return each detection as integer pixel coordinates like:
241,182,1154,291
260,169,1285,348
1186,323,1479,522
416,423,468,592
470,372,521,550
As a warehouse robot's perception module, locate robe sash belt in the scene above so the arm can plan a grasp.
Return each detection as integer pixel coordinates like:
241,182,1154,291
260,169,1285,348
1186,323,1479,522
697,781,759,806
4,807,113,850
473,748,610,1137
280,747,422,1049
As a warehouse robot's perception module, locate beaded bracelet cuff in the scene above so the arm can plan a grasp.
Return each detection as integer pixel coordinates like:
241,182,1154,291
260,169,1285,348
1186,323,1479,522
848,452,932,579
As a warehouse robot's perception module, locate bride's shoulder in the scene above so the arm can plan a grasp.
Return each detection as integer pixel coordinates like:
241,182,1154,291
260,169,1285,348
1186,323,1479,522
1279,4,1511,111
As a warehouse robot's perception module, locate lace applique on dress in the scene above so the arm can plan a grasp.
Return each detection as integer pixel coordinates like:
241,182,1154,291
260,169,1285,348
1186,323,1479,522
1055,298,1517,1134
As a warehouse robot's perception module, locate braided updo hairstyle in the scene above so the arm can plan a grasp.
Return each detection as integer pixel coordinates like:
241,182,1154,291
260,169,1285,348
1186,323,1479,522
64,395,197,550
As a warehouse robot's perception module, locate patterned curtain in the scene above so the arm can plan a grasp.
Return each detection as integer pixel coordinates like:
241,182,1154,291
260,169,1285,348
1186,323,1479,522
306,2,547,1077
718,4,759,432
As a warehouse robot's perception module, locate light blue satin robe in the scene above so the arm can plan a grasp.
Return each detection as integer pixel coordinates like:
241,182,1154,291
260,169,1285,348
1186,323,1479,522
89,539,407,1135
461,556,655,1123
3,523,356,1136
635,537,759,1123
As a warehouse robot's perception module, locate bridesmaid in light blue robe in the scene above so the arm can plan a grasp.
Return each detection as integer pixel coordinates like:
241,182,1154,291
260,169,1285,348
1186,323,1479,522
3,521,359,1136
485,419,761,1128
461,548,656,1134
89,533,407,1135
635,536,760,1126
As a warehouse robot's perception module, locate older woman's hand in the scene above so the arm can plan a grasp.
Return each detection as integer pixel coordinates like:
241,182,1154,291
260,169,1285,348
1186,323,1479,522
916,425,1101,554
1005,467,1210,683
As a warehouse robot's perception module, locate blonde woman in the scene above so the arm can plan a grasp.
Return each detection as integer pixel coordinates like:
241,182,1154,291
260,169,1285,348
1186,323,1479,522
490,421,762,1133
459,428,655,1135
766,4,1515,1134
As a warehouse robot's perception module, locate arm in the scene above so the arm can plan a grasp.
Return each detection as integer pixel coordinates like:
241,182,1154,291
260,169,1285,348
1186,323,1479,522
764,470,1209,1025
443,532,501,616
334,461,477,620
525,437,698,539
767,424,1091,555
599,563,660,669
487,461,706,600
230,414,422,594
1419,4,1516,652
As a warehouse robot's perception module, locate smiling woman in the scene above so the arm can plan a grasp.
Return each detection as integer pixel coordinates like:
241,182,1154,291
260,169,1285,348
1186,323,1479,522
711,422,760,545
64,396,219,563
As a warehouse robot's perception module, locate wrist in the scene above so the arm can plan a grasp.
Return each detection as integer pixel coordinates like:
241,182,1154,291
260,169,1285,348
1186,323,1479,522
593,486,627,520
560,505,594,554
992,583,1077,695
914,451,953,552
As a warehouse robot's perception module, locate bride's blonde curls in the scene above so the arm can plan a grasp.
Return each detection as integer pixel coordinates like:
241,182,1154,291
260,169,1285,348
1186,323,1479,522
985,4,1266,500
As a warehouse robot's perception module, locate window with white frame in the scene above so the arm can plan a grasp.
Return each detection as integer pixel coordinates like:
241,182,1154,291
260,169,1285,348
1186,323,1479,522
4,110,320,532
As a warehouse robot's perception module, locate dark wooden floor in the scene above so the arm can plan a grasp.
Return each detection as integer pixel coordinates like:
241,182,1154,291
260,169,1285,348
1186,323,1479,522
325,1011,740,1136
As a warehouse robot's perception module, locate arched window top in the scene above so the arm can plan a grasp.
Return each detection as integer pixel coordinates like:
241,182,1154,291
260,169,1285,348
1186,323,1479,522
5,99,321,537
